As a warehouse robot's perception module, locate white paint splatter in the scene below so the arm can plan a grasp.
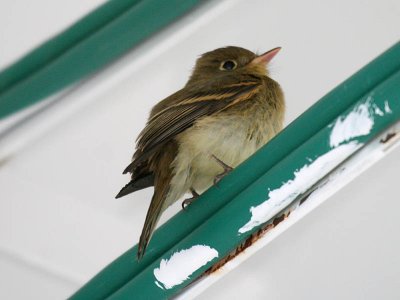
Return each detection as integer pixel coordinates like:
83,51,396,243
154,245,218,289
238,143,359,234
384,101,392,114
329,99,374,148
374,106,384,116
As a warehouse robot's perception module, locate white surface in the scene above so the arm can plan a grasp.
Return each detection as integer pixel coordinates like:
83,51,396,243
0,0,399,299
0,251,76,300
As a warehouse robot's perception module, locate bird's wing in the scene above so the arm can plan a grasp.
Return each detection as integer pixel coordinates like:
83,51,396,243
124,79,262,173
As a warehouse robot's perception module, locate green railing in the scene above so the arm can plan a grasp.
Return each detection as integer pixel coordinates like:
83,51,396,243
0,0,203,120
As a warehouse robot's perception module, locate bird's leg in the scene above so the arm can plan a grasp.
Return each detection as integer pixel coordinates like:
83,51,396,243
182,188,200,210
211,154,233,185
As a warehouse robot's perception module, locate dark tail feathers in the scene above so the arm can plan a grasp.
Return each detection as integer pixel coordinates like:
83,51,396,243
115,174,154,198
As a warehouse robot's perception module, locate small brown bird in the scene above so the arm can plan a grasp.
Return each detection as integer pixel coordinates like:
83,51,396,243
116,46,285,259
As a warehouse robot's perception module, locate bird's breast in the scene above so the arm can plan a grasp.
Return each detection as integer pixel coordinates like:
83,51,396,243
172,101,281,193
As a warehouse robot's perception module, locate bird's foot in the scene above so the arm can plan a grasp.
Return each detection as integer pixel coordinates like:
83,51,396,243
182,188,200,210
211,154,233,185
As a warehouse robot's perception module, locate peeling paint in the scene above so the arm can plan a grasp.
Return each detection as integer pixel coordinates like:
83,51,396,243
329,98,374,148
154,245,218,289
374,106,384,116
384,101,392,114
238,96,393,235
238,143,359,234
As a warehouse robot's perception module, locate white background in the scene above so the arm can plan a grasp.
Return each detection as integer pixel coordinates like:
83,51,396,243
0,0,399,299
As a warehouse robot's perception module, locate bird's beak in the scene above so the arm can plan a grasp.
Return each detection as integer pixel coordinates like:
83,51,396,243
251,47,281,66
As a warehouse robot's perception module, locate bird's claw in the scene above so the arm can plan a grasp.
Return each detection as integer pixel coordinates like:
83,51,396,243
211,154,233,186
182,197,195,210
182,188,199,210
213,168,233,186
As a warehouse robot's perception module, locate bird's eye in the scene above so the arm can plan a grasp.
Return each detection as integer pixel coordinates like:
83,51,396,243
220,60,237,71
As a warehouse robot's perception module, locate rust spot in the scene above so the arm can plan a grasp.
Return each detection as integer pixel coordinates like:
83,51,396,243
272,214,286,226
203,210,292,275
380,132,396,143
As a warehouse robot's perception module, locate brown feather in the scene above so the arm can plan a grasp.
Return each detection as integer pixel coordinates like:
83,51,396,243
136,79,261,155
123,78,262,175
137,141,177,259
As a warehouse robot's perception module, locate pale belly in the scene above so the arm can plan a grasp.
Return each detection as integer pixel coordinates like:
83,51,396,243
166,112,278,205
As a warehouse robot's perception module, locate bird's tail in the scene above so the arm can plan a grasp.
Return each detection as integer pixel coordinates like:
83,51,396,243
115,173,154,199
135,141,178,259
137,175,170,260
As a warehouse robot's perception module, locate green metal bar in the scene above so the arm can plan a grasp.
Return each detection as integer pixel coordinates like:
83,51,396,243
108,69,400,299
0,0,202,120
0,0,140,93
70,43,400,299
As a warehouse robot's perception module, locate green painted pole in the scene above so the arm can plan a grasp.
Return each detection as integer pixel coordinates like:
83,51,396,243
0,0,202,120
0,0,141,93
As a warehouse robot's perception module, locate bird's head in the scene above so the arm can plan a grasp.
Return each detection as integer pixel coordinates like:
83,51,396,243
188,46,281,84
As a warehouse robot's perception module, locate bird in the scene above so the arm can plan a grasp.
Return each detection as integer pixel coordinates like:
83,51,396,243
116,46,285,259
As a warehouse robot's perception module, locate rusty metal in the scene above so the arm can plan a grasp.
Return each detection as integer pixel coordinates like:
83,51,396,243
380,132,397,143
204,210,292,275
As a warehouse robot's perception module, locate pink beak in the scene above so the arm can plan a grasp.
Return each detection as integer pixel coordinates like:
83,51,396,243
251,47,281,65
